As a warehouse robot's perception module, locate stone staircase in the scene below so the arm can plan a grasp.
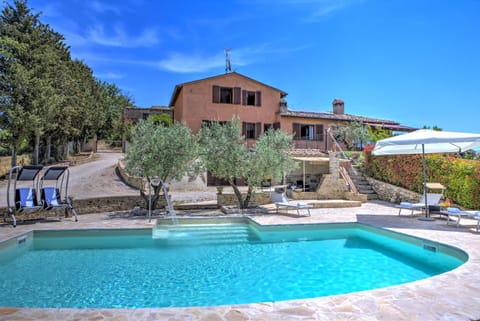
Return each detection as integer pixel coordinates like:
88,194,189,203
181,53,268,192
349,165,378,200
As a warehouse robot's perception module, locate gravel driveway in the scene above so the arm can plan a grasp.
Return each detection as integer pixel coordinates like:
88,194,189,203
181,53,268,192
0,152,217,208
68,152,138,199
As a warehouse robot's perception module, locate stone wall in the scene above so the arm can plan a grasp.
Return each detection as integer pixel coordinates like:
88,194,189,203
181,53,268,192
0,195,170,223
117,160,143,189
315,152,351,200
72,195,164,214
217,191,271,207
117,160,207,191
365,176,421,204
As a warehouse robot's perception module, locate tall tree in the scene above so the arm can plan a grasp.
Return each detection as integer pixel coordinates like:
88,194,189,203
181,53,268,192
97,81,134,142
0,0,42,165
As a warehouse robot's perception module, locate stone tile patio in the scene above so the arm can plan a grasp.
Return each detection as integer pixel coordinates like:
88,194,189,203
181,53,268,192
1,200,480,321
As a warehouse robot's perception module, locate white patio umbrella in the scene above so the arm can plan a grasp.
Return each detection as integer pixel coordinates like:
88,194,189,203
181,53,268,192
372,129,480,219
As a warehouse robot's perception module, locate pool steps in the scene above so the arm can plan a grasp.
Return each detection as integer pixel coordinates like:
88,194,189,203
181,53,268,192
152,224,257,245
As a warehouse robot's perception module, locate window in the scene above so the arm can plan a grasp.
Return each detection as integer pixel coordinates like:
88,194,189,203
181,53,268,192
242,90,262,107
301,125,314,140
142,113,149,120
242,122,262,139
246,91,256,105
245,123,255,139
293,123,324,141
220,87,232,104
212,86,241,104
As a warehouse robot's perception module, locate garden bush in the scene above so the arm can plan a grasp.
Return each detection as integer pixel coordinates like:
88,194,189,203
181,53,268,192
364,146,480,209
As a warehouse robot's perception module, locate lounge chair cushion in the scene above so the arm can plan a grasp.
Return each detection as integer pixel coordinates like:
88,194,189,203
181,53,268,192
42,187,60,208
15,188,38,209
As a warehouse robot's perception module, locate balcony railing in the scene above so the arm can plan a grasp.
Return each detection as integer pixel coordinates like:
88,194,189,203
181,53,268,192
292,140,326,150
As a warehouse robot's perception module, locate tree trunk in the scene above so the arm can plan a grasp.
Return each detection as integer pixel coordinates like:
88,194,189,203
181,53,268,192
33,133,40,165
11,146,17,168
65,141,70,159
45,136,52,163
230,179,245,209
140,179,167,211
243,185,254,209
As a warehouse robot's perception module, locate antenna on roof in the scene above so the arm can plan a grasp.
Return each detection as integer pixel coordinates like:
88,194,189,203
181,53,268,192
225,48,232,74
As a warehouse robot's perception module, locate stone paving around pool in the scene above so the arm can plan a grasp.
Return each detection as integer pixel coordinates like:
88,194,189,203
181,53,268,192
1,200,480,321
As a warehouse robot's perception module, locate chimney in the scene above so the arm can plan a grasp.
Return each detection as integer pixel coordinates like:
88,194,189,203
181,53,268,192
279,98,288,113
332,98,344,114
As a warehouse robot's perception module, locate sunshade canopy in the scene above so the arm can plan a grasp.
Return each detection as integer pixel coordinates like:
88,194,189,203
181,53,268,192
373,129,480,155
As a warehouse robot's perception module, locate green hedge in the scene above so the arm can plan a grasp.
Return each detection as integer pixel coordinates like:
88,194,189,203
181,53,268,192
364,147,480,209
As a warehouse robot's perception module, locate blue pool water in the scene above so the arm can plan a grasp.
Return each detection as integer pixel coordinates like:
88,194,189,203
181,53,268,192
0,221,466,308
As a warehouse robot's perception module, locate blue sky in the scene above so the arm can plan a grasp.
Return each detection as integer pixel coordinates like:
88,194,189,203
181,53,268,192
24,0,480,132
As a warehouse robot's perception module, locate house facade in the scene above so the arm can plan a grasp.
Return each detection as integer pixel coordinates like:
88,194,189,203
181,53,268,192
168,72,414,151
124,72,414,192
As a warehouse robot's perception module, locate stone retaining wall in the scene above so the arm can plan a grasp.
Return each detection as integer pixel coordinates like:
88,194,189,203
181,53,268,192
217,191,271,207
117,160,143,190
1,195,170,223
365,176,421,204
117,160,207,191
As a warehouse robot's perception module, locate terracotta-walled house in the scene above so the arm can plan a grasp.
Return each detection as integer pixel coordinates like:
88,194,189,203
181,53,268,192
124,72,414,192
167,72,413,150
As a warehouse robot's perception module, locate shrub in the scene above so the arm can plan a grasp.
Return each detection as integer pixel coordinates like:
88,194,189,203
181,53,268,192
364,150,480,209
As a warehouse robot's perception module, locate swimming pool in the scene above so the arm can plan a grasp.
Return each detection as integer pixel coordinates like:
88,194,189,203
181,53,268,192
0,219,466,308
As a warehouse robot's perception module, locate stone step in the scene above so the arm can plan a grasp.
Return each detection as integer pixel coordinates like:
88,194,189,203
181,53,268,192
358,187,376,193
353,180,370,185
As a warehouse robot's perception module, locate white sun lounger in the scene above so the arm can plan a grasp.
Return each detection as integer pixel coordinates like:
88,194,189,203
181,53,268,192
396,193,443,216
271,192,312,216
440,207,480,230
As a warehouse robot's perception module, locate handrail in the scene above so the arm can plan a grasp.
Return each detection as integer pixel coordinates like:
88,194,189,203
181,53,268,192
339,166,358,194
326,128,348,159
326,128,359,177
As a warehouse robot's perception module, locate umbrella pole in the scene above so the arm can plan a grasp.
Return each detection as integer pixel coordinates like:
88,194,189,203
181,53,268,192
423,144,428,217
419,144,434,221
303,160,306,192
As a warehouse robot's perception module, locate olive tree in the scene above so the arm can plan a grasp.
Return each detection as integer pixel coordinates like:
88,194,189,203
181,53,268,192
199,117,296,209
124,120,198,210
332,121,371,150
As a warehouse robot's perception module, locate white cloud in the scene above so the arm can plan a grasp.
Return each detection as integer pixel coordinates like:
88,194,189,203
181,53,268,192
156,52,226,73
88,1,122,15
86,24,159,48
306,0,364,20
95,72,125,80
155,44,308,73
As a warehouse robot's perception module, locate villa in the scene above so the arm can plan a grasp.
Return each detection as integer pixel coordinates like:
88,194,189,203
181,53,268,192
125,72,414,152
123,72,415,196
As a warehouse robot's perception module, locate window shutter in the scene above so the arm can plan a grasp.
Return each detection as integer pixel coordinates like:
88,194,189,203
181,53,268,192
242,122,247,137
273,122,280,130
234,87,241,104
315,124,324,141
293,123,301,140
242,90,247,105
255,91,262,107
255,122,262,139
212,85,220,103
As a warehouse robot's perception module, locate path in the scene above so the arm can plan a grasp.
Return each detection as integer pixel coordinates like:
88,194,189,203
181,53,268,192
67,152,138,199
0,152,218,208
